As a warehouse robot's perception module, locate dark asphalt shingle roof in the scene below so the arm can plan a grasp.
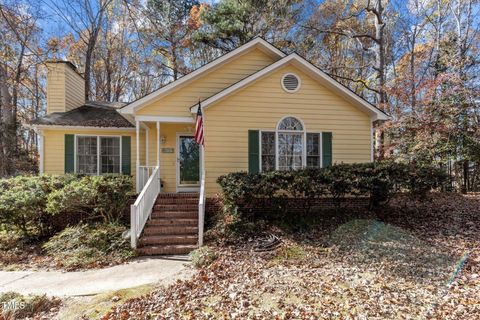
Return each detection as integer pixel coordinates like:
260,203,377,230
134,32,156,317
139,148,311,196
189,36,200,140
31,101,134,128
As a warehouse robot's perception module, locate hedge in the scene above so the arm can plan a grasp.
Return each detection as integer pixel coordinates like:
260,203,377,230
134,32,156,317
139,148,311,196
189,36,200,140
216,161,447,220
0,175,133,237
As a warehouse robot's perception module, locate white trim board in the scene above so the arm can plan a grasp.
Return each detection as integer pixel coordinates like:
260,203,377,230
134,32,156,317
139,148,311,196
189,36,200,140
120,38,286,114
135,115,194,123
25,124,136,131
38,131,44,174
190,54,390,121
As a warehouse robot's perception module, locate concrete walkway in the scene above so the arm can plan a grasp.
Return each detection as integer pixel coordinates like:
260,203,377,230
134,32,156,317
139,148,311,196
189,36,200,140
0,256,193,297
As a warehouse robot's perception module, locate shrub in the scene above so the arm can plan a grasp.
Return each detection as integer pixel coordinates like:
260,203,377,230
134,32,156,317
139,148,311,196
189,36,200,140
216,161,447,224
46,175,133,223
190,246,217,268
42,222,135,270
0,175,76,236
0,174,133,237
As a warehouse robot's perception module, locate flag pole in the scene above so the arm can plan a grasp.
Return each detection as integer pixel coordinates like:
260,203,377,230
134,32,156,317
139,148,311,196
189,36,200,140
199,99,205,182
196,98,206,247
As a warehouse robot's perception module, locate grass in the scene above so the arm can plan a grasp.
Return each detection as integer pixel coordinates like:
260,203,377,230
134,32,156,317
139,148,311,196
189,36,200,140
190,246,218,268
57,285,154,320
329,219,458,282
0,291,61,319
273,244,306,261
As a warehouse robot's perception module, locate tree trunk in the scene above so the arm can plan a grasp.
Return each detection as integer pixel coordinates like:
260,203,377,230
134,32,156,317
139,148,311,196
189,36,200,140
0,63,14,176
10,44,25,158
371,0,386,107
462,160,469,194
409,25,417,113
84,40,94,101
83,5,105,101
106,57,112,101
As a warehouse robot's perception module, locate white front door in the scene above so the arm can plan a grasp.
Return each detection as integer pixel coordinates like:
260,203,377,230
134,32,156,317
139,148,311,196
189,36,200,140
176,134,200,192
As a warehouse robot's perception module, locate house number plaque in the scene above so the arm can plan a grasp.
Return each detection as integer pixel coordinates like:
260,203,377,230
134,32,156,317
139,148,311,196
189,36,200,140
162,148,174,153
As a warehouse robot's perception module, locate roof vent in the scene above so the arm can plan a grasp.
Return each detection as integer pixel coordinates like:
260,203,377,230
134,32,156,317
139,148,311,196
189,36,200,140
281,73,300,93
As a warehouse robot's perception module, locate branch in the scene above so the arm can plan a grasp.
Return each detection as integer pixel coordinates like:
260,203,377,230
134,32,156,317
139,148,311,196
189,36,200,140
365,0,382,22
326,73,380,94
301,25,379,44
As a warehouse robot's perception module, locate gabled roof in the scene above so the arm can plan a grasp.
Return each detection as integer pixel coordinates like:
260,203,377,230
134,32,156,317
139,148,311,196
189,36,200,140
190,54,390,121
30,101,134,128
120,37,286,114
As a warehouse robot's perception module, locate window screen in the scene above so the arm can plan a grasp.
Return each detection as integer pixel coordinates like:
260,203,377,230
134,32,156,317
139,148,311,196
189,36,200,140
76,136,98,174
261,131,275,171
307,133,321,168
100,137,121,174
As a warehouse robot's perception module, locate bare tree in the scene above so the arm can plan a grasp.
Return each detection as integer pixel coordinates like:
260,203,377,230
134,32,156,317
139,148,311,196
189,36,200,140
45,0,114,101
302,0,391,107
0,2,42,176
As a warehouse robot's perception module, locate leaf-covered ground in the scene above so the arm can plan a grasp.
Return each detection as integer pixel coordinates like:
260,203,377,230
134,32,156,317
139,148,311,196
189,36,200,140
0,291,61,320
0,223,135,271
104,193,480,319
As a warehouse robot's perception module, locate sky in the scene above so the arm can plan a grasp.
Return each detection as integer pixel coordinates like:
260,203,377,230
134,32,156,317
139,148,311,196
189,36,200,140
37,0,222,43
21,0,480,59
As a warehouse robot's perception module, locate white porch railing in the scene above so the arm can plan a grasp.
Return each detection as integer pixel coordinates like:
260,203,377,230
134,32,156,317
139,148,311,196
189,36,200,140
198,175,206,247
131,166,160,248
138,166,157,192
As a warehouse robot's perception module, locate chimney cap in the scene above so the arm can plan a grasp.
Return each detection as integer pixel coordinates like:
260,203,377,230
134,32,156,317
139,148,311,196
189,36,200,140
46,60,83,78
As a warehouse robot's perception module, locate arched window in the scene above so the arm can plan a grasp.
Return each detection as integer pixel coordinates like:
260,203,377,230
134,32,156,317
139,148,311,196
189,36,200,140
277,117,304,131
260,117,324,171
276,117,305,171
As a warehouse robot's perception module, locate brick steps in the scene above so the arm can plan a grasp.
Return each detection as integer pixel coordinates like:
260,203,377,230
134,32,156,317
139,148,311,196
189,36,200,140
156,198,198,205
137,193,199,256
157,193,198,199
138,244,197,255
143,226,198,235
154,204,197,211
147,218,198,226
140,235,197,245
151,211,197,219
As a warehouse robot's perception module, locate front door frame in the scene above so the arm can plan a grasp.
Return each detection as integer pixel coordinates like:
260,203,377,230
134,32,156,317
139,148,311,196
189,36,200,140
176,133,201,193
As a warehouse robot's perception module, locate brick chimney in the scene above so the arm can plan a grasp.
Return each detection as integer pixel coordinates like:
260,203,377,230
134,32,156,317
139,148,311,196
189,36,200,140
46,61,85,114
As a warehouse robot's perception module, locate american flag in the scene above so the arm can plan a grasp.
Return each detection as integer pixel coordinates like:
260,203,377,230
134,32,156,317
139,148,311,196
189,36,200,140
194,101,204,145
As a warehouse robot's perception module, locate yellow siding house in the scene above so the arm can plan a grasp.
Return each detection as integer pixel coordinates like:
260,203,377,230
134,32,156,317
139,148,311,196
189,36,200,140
29,38,389,254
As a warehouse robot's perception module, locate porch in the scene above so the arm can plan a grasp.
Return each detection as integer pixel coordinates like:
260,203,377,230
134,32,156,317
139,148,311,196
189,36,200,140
130,117,205,253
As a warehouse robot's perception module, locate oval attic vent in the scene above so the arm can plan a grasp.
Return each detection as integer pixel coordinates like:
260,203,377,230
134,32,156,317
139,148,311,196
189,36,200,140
282,73,300,92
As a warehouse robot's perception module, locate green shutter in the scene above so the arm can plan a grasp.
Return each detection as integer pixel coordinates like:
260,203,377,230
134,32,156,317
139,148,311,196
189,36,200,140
322,132,332,167
64,134,75,173
121,136,131,175
248,130,260,174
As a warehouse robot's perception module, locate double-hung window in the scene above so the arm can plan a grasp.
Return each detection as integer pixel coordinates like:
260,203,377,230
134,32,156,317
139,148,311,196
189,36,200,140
76,136,98,174
261,132,275,171
100,137,121,174
306,133,321,168
260,117,324,171
76,136,121,175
